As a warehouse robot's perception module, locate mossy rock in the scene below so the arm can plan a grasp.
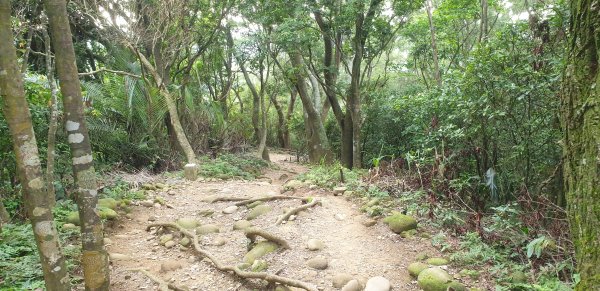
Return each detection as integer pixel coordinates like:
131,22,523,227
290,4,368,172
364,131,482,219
243,241,278,264
382,212,417,233
237,263,251,270
180,237,191,247
401,229,418,238
142,183,156,190
458,269,480,279
246,204,272,220
447,281,467,291
196,224,220,235
98,198,119,210
408,262,429,277
366,198,381,207
247,201,263,208
251,260,268,272
417,267,452,291
415,252,429,261
98,207,118,220
153,197,165,205
283,180,303,191
233,220,253,230
176,217,200,229
62,223,78,230
66,211,80,225
426,257,449,266
160,234,174,245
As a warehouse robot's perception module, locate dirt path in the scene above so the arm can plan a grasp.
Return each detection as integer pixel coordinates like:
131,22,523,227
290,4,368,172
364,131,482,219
106,153,439,290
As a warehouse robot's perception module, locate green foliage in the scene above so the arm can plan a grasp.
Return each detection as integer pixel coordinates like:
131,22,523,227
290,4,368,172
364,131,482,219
0,224,45,289
198,154,269,180
298,163,363,189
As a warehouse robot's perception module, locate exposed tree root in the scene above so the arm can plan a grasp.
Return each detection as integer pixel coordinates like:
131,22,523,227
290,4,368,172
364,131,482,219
234,195,310,206
244,227,290,249
275,198,320,225
146,222,318,291
202,195,251,203
127,268,188,291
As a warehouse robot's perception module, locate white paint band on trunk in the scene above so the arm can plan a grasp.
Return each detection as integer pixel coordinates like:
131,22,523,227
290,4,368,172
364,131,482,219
68,133,85,143
72,154,93,165
65,120,80,131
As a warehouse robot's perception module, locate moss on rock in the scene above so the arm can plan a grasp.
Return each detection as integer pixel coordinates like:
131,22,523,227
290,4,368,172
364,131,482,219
408,262,429,277
243,241,278,264
382,211,417,233
417,267,452,291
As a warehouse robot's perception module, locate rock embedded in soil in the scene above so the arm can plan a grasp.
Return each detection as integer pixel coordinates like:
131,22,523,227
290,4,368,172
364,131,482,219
176,217,200,229
233,220,253,230
109,253,131,261
306,257,329,270
159,234,174,245
247,201,263,208
361,218,377,227
408,262,429,277
103,238,113,245
251,260,268,272
179,237,191,247
246,204,272,220
417,267,453,291
196,224,220,235
160,259,183,273
446,281,467,291
62,223,78,230
364,276,390,291
98,198,119,210
140,200,154,207
284,179,303,191
164,240,176,248
223,205,239,214
415,252,429,261
341,280,362,291
243,241,279,264
332,273,354,288
426,257,449,266
307,239,325,251
198,209,214,217
333,186,347,195
212,237,227,246
382,211,417,234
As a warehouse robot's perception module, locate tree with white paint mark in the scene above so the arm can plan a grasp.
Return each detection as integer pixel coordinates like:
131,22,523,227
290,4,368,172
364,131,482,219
43,0,110,289
0,0,70,289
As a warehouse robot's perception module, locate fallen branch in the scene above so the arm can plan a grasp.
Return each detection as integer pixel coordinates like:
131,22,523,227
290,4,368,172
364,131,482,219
275,198,320,225
244,227,290,249
127,268,188,291
234,195,310,206
146,222,317,291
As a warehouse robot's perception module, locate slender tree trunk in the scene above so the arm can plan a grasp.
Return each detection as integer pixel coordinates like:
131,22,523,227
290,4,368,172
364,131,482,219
257,91,270,161
426,0,442,86
289,51,332,163
283,88,297,149
43,27,59,208
561,0,599,289
20,27,34,74
0,2,70,289
0,200,9,228
479,0,489,42
43,0,110,289
240,62,261,142
269,92,286,148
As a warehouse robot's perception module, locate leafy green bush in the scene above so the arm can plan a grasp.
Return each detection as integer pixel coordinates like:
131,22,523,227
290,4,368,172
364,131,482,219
297,163,363,189
198,154,269,180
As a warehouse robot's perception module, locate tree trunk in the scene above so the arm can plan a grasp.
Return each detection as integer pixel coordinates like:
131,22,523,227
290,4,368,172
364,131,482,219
43,26,59,208
127,43,197,163
283,88,297,149
257,90,270,161
561,0,599,289
0,1,70,289
240,62,261,142
426,0,442,86
289,51,332,163
43,0,110,289
269,92,286,148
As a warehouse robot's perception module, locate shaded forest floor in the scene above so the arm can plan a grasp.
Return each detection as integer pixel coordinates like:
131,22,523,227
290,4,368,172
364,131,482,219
103,153,489,290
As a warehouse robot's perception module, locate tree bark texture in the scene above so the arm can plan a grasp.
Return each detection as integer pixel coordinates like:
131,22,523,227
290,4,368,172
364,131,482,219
0,1,70,289
43,0,110,289
561,0,600,289
43,26,59,208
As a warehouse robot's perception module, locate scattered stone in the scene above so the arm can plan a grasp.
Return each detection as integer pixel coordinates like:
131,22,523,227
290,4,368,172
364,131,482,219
62,223,78,230
159,234,174,245
142,183,156,190
289,215,297,221
361,218,377,227
153,197,165,205
400,229,417,238
164,240,176,248
160,259,183,273
176,217,200,229
243,241,279,264
334,213,346,221
426,257,449,266
366,198,380,207
98,208,118,219
333,186,347,195
309,184,318,190
223,205,239,214
415,252,429,261
98,198,118,210
341,279,362,291
364,276,390,291
233,220,253,230
408,262,429,277
246,204,272,220
179,237,191,247
283,180,303,191
306,257,328,270
212,237,227,246
251,260,268,272
458,269,480,279
147,216,157,222
278,173,289,181
140,200,154,207
103,238,113,245
332,273,354,288
417,267,452,291
109,253,131,261
196,224,220,235
382,211,417,234
307,239,324,251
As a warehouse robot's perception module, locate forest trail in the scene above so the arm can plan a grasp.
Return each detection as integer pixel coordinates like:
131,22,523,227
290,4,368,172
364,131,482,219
106,153,438,290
